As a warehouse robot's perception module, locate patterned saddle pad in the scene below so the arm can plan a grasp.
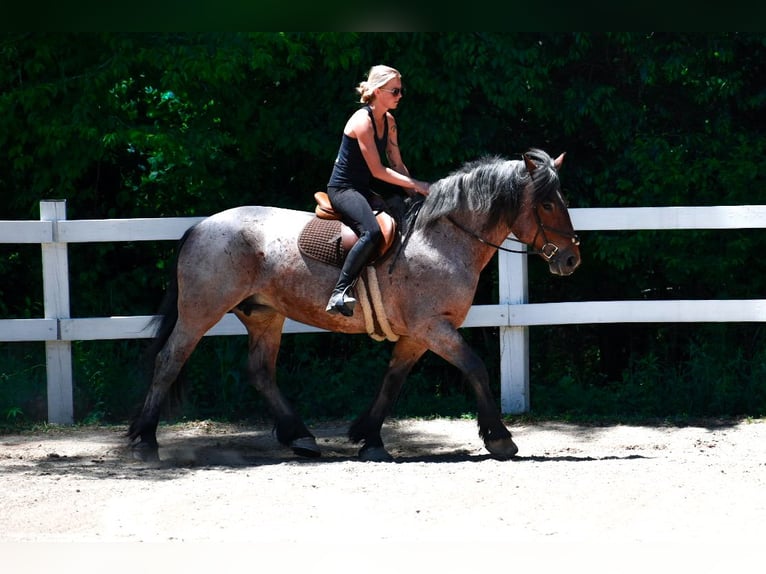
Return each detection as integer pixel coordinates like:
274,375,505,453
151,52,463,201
298,213,398,268
298,217,346,268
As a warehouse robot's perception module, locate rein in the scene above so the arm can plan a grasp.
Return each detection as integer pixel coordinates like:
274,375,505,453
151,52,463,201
447,206,580,261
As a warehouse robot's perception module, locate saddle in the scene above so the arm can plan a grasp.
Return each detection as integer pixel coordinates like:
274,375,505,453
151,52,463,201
298,192,397,268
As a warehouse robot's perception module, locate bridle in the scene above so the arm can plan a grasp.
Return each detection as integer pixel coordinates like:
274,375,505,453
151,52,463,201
447,204,580,261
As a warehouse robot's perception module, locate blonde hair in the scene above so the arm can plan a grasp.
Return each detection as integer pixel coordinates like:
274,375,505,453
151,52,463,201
356,65,401,104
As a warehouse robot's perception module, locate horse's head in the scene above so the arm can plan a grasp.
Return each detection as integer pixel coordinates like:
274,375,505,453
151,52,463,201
511,149,581,276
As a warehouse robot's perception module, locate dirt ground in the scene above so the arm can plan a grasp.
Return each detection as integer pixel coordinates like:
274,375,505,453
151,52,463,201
1,417,764,570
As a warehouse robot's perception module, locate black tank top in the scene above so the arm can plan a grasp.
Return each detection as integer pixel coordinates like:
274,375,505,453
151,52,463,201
327,105,388,189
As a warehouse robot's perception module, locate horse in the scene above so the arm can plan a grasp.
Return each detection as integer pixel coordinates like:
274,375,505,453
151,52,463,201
128,148,581,461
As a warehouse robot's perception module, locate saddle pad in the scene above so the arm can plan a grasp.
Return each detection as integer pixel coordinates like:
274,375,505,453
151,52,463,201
298,217,346,268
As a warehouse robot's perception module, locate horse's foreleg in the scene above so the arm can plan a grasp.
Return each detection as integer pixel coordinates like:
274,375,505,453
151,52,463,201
349,337,427,461
426,322,518,459
237,308,320,458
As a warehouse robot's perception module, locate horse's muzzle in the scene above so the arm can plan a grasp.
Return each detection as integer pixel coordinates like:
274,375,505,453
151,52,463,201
547,245,581,276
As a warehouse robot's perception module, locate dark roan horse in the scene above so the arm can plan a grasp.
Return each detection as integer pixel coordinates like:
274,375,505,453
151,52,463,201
129,148,581,461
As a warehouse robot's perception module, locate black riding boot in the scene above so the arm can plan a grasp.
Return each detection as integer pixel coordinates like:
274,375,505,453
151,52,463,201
326,234,379,317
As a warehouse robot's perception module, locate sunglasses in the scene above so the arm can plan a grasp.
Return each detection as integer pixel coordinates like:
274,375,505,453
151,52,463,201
380,87,405,97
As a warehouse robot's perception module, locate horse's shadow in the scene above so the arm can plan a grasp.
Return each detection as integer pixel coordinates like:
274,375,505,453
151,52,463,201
139,447,651,469
128,426,653,469
399,453,650,463
3,423,655,481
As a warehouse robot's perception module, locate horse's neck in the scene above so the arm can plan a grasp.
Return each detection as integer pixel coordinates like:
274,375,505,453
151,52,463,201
423,214,510,272
473,221,514,269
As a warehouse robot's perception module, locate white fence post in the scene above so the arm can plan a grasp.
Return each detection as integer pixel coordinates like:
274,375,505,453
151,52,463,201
40,200,73,424
498,238,529,414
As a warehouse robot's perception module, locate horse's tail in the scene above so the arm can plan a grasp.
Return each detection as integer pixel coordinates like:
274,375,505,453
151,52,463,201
139,225,194,378
129,227,195,434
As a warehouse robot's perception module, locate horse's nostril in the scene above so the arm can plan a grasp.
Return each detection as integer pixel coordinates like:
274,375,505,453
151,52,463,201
567,255,577,268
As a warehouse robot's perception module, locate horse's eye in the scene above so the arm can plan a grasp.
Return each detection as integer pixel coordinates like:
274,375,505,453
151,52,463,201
541,202,554,212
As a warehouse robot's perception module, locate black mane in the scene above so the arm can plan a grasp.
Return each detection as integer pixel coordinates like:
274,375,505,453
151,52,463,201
414,148,560,232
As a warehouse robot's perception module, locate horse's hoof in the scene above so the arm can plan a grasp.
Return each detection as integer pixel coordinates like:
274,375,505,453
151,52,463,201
485,437,519,460
358,445,394,462
131,442,160,463
291,436,321,458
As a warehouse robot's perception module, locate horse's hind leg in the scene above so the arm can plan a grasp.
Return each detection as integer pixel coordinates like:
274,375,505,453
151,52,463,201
236,307,320,458
129,321,205,457
349,336,427,461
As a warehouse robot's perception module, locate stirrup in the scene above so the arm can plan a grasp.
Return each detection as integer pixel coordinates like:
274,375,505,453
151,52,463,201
326,287,357,317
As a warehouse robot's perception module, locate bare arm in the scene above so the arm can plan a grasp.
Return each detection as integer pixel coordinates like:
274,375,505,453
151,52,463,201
385,117,410,176
348,110,429,196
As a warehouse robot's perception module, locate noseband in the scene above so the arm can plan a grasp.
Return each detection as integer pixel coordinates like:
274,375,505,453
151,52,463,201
447,205,580,261
530,204,581,260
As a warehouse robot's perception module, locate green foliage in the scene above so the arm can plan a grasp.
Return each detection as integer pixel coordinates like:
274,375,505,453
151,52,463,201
3,33,766,425
530,324,766,418
72,340,148,423
0,344,47,427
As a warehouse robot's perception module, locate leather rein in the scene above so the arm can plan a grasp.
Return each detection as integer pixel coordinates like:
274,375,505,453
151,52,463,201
447,205,580,261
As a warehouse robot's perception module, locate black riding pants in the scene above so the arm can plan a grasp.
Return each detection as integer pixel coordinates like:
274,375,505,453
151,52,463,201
326,186,383,246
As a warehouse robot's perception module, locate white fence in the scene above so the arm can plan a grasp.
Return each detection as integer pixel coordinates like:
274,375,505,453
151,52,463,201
3,200,766,424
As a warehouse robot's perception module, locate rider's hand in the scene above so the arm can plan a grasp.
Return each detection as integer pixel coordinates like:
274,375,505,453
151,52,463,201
415,181,430,196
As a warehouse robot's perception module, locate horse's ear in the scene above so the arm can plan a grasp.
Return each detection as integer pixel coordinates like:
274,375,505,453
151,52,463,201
553,152,566,171
523,153,537,174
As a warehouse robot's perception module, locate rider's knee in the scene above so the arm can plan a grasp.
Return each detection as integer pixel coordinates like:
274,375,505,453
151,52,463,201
361,227,383,247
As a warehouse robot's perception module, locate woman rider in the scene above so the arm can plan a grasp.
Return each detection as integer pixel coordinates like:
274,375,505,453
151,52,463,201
325,64,430,317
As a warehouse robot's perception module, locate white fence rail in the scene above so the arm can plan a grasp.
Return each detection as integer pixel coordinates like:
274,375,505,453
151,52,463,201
3,200,766,424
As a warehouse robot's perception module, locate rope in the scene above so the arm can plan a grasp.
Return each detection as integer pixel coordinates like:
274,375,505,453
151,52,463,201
366,266,399,342
355,276,382,341
356,266,399,342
